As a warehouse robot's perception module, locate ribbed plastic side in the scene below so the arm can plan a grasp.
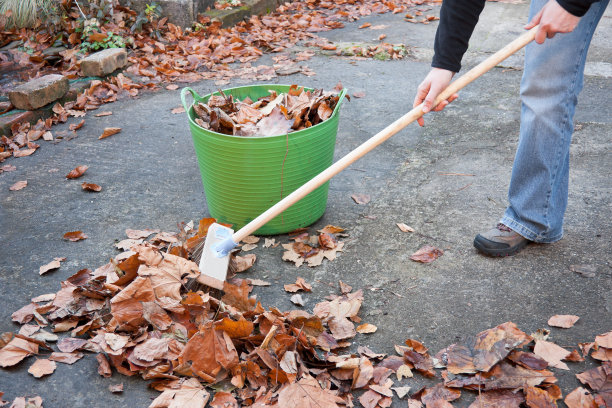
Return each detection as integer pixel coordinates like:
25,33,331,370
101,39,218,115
185,84,345,235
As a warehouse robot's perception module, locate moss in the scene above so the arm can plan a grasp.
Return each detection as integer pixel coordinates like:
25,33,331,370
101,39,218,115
373,51,390,61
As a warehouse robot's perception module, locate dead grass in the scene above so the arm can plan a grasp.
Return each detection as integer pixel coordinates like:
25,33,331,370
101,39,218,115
0,0,54,28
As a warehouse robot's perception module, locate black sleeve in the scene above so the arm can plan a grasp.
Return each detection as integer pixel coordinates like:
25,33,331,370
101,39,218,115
556,0,598,16
432,0,486,73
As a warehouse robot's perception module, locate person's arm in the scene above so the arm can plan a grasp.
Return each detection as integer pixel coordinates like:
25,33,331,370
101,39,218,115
413,0,485,126
414,0,592,126
432,0,486,73
555,0,598,17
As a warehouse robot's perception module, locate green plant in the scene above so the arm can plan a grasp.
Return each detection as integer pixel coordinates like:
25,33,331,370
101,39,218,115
0,0,57,28
79,18,126,53
130,2,162,32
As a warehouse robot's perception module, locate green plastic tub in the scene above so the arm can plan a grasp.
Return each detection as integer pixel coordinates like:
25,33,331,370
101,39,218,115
181,84,346,235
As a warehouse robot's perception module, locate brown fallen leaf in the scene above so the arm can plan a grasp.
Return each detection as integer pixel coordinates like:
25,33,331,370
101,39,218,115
12,303,37,324
351,193,370,204
49,352,83,364
149,378,210,408
255,107,294,137
0,336,39,367
314,290,363,340
39,259,62,275
378,34,387,41
178,323,239,382
290,294,305,306
209,392,238,408
592,347,612,362
69,119,85,131
57,338,88,353
63,231,88,242
441,322,533,374
28,359,56,378
166,84,179,91
247,278,270,286
410,245,443,263
242,235,260,244
547,314,579,328
125,228,160,239
339,280,352,294
171,107,185,114
444,361,555,391
397,223,415,233
241,243,257,251
109,383,124,393
99,127,121,139
564,387,597,408
570,264,597,278
525,386,558,407
468,390,524,408
507,350,548,370
284,277,312,293
66,165,88,179
534,340,571,370
97,353,112,377
319,225,345,234
420,384,461,406
13,148,37,157
263,238,276,248
596,332,612,348
359,22,372,29
94,111,113,117
392,386,411,399
9,180,27,191
81,182,102,192
356,323,377,334
278,376,345,407
353,91,366,98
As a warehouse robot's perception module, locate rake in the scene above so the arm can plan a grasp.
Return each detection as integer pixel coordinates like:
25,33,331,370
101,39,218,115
195,27,538,290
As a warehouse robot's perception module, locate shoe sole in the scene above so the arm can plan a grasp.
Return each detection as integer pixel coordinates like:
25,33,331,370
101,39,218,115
473,235,528,257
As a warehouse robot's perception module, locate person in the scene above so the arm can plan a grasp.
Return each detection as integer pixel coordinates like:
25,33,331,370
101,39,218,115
413,0,609,257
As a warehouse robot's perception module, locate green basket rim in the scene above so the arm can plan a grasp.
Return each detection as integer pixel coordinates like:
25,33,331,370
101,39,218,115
181,84,347,140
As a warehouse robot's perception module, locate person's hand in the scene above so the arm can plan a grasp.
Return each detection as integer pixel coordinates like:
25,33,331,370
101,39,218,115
525,0,581,44
413,68,458,127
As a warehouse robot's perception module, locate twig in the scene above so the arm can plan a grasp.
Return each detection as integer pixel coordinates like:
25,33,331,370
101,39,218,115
261,324,278,349
73,0,87,20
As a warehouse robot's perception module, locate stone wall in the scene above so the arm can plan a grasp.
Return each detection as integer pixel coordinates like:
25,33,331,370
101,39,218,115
119,0,285,27
119,0,216,27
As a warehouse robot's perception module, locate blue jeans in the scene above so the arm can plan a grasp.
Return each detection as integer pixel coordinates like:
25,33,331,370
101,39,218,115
500,0,609,243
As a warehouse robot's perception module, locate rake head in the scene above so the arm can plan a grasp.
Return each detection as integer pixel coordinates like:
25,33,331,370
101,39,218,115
196,223,236,290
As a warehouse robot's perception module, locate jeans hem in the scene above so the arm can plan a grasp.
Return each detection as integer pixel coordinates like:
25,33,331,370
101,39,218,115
500,216,563,244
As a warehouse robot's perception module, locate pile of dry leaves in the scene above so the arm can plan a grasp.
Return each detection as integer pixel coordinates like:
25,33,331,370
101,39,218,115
192,85,342,137
1,218,610,407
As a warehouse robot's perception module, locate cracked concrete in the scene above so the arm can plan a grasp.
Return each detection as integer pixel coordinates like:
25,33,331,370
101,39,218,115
1,2,610,406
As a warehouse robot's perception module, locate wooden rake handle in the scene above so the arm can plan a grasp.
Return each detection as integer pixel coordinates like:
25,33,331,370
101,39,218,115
231,27,537,243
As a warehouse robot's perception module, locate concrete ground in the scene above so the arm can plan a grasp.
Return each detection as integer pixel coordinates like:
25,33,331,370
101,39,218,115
1,2,611,406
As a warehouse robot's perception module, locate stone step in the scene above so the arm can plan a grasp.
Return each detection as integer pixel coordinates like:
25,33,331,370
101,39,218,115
8,75,69,111
79,48,128,77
